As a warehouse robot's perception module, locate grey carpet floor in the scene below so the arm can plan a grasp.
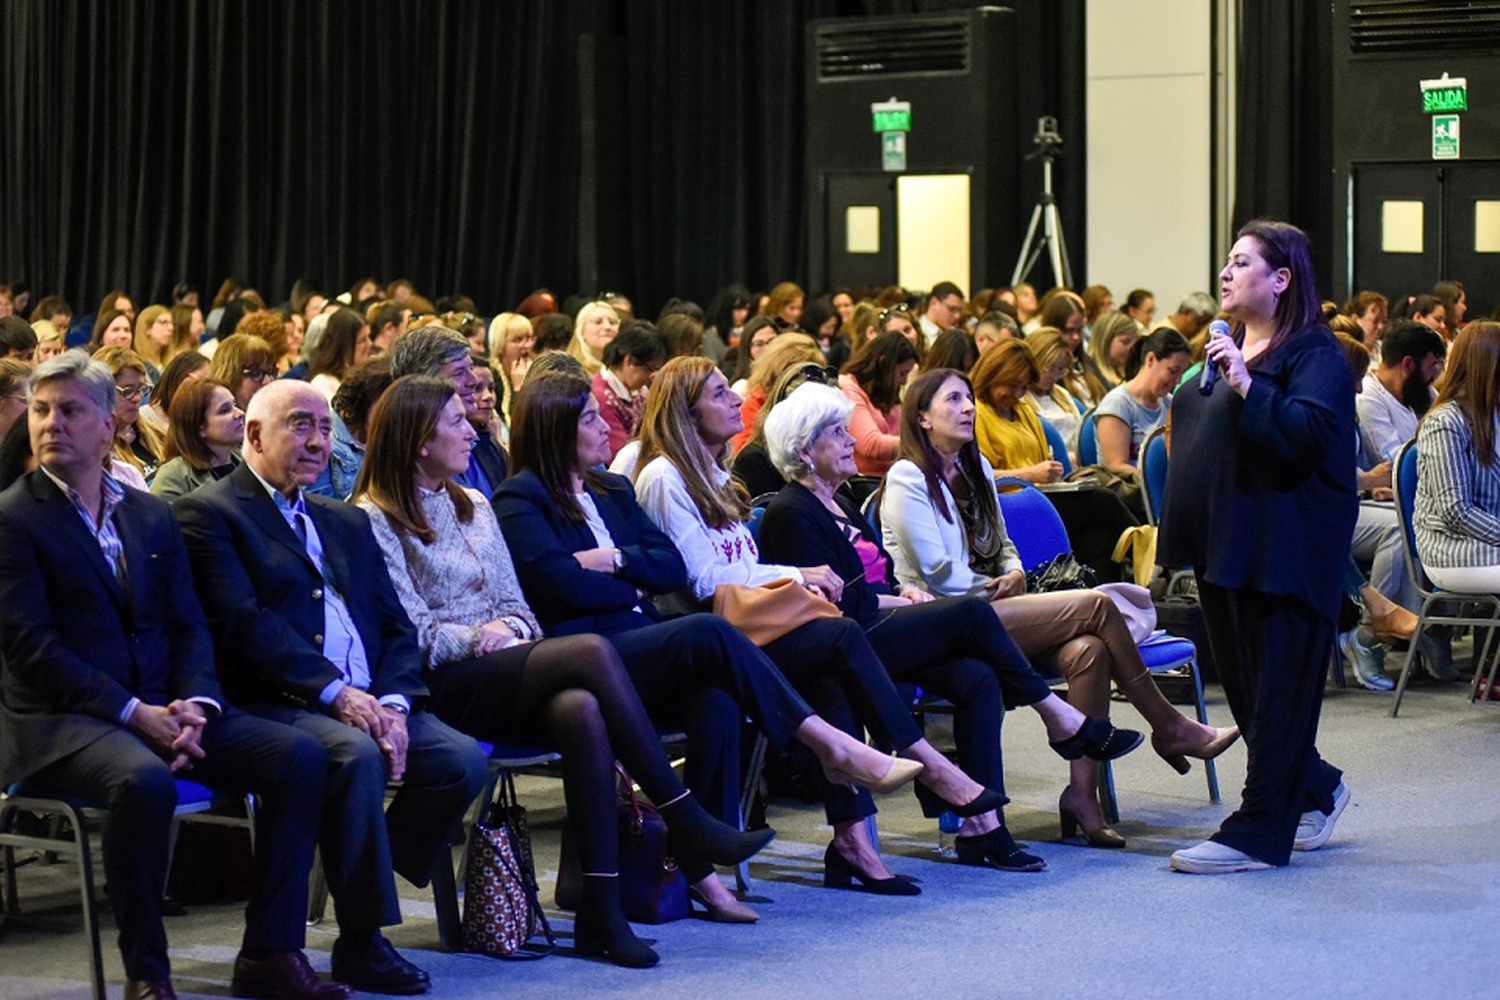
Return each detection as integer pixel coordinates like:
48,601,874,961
3,674,1498,999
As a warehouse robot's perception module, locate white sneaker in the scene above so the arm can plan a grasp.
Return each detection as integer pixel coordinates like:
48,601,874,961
1294,781,1350,851
1169,840,1273,874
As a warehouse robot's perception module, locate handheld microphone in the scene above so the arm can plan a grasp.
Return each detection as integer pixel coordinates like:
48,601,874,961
1199,318,1232,395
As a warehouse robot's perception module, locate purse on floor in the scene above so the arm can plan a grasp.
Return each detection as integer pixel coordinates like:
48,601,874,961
460,769,554,959
555,764,690,924
713,577,843,646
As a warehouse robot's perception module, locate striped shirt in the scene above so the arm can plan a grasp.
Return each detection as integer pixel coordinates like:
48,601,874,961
1414,402,1500,569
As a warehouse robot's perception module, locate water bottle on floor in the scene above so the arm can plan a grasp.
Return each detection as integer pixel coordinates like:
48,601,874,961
936,811,961,857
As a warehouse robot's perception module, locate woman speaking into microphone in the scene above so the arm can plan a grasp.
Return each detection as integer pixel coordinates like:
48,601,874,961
1158,220,1357,874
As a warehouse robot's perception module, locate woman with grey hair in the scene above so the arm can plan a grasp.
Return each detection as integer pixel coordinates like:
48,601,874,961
757,381,1145,872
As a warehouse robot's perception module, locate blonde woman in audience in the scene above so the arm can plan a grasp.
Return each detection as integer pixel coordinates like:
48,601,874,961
765,281,805,330
488,311,535,401
1023,328,1084,457
132,305,175,383
567,300,621,374
94,345,165,486
1087,311,1141,389
31,319,64,362
170,302,207,358
0,359,29,440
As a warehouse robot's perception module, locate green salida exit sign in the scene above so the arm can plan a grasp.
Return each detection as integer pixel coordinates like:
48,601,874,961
1421,74,1468,113
871,99,911,133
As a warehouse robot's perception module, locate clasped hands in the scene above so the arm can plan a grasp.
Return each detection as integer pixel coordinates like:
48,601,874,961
984,569,1027,600
128,700,210,774
333,686,410,780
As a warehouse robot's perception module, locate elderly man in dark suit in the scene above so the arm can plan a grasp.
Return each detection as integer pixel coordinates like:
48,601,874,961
174,379,487,996
0,351,348,1000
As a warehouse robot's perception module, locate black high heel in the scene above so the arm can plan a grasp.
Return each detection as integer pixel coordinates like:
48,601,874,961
659,793,776,867
1050,717,1144,762
822,843,921,896
931,786,1005,818
955,826,1046,872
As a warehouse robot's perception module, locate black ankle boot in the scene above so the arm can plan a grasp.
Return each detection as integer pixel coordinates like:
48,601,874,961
575,876,659,969
658,793,775,867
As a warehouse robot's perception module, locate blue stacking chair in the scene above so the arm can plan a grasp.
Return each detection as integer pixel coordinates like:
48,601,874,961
1038,416,1073,476
1389,439,1500,716
1138,426,1169,526
1,778,250,1000
1077,408,1099,466
994,477,1220,820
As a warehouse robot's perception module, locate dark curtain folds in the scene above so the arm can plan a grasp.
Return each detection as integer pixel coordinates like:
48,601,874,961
1,1,1083,317
1232,0,1334,286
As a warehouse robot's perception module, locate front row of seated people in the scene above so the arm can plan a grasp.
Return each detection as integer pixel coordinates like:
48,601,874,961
0,346,1240,995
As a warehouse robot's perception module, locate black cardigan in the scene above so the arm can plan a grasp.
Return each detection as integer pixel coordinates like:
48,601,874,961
757,481,896,628
1158,325,1358,622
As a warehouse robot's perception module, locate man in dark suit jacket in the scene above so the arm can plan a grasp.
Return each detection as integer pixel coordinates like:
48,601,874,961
389,326,506,496
0,352,348,1000
174,379,486,996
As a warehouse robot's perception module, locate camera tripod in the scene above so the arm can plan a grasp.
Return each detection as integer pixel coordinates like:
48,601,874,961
1011,117,1074,290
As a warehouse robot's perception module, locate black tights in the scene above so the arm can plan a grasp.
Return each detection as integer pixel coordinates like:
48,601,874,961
426,633,691,877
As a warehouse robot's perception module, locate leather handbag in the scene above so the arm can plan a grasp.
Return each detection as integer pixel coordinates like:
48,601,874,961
555,765,690,924
712,577,842,647
460,770,554,959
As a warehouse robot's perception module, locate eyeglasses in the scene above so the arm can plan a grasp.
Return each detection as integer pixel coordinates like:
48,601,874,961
242,367,276,383
115,383,150,402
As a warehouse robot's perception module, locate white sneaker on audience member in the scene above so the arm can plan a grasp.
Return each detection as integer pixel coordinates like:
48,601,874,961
1169,840,1273,874
1293,780,1349,851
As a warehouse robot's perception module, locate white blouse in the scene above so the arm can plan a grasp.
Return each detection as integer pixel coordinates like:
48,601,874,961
633,455,803,613
879,456,1023,598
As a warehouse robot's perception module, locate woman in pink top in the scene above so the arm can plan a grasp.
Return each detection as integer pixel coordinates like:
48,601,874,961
838,330,918,476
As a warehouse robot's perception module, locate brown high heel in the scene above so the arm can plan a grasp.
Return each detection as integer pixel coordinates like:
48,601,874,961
1372,605,1419,644
1151,725,1241,775
1058,788,1126,849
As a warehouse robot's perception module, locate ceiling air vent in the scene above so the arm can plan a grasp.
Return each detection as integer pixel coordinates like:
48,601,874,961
1349,0,1500,53
815,17,971,80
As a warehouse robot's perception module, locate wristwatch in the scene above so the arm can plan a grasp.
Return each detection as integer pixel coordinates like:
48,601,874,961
612,548,628,572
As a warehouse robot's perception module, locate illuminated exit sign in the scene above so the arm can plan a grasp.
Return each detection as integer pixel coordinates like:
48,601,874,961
871,99,912,133
1421,74,1468,113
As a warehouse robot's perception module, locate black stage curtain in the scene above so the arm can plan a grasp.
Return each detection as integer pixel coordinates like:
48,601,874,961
0,1,1082,317
1232,0,1334,287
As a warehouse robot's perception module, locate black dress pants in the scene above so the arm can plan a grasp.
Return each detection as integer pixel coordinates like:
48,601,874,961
26,712,325,983
1197,578,1343,866
862,596,1054,815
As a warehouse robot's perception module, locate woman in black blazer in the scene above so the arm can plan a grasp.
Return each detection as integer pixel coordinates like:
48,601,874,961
1160,220,1356,874
493,373,923,918
757,382,1148,870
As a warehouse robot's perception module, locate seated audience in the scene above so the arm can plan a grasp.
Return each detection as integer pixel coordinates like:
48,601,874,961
531,311,574,354
150,378,243,500
632,357,1135,886
487,311,535,412
0,315,38,362
765,281,805,331
838,331,919,477
132,305,175,382
566,300,621,375
174,380,488,996
1415,321,1500,595
309,356,393,500
1357,319,1445,465
1023,327,1084,457
209,332,278,410
31,318,64,361
307,308,372,401
140,349,210,431
237,311,296,381
729,332,824,455
657,312,706,359
94,345,165,486
0,357,29,440
760,382,1152,869
1087,311,1140,389
495,371,925,911
1344,290,1388,357
1095,328,1190,477
880,368,1238,846
352,375,771,966
923,328,978,374
731,362,839,499
0,351,342,1000
971,340,1140,581
390,325,507,497
89,307,134,354
1042,290,1107,407
593,320,667,460
727,315,780,395
973,310,1020,355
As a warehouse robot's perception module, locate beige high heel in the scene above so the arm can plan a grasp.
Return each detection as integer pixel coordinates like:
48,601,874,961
822,755,924,794
1151,725,1241,775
